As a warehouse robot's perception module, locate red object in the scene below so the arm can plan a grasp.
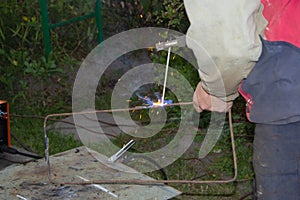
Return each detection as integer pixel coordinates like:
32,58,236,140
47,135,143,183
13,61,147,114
0,100,10,147
238,81,253,121
261,0,300,47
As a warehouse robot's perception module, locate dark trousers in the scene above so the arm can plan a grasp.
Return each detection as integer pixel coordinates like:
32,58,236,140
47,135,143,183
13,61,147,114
253,122,300,200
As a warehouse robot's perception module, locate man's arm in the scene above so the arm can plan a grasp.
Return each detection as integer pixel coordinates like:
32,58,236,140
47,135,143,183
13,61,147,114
184,0,267,102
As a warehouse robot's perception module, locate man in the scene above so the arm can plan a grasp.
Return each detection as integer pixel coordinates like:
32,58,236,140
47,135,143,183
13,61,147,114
184,0,300,199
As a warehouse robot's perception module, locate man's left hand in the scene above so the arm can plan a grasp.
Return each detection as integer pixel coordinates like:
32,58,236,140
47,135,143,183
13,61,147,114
193,82,233,113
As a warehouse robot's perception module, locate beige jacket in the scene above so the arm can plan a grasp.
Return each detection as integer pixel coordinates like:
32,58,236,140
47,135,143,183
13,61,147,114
184,0,267,101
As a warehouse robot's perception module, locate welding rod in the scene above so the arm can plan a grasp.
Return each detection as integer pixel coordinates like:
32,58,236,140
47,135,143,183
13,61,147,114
76,175,118,198
161,47,171,106
108,139,135,162
16,195,28,200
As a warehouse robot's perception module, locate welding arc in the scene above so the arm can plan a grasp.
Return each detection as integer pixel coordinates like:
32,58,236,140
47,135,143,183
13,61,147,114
47,109,237,185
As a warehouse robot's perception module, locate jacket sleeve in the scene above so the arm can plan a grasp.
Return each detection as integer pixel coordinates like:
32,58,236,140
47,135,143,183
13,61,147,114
184,0,267,101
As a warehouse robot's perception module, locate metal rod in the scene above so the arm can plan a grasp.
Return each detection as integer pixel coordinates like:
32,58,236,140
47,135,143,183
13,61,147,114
76,175,118,198
16,195,28,200
161,47,172,105
43,102,194,130
108,139,135,162
44,106,237,185
50,13,96,29
53,110,237,185
44,102,194,178
95,0,104,42
39,0,104,61
39,0,51,61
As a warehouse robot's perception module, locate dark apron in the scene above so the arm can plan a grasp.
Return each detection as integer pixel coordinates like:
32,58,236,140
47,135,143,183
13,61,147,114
239,39,300,199
239,39,300,125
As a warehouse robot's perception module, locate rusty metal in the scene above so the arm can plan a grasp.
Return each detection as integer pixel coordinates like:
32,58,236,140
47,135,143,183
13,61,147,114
44,104,237,185
44,102,194,178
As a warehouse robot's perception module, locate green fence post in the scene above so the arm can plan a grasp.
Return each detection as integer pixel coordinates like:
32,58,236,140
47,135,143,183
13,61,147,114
39,0,104,61
95,0,104,43
39,0,51,61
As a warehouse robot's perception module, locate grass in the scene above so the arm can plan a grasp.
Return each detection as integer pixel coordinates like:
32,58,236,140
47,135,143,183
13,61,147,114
106,104,255,199
1,0,256,199
10,114,82,156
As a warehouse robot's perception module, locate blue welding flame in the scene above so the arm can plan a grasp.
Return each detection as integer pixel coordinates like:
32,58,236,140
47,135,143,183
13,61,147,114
135,92,173,107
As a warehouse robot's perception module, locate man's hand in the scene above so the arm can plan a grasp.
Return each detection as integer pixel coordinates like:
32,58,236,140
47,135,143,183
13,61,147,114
193,82,233,113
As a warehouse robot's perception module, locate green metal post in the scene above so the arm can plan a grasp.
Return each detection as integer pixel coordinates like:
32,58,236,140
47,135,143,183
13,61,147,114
39,0,51,61
95,0,104,43
39,0,104,61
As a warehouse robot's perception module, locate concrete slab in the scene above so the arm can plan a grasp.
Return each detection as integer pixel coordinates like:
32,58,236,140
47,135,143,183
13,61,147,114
0,146,181,199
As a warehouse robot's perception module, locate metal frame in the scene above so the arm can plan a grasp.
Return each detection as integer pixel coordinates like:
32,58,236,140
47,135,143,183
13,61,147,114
43,104,237,185
39,0,104,60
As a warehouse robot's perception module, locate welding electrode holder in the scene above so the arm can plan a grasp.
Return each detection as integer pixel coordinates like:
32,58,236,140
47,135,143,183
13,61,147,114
155,36,186,51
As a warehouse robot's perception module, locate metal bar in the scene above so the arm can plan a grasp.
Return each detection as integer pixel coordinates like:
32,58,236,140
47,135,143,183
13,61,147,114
76,175,118,198
161,47,172,105
43,103,238,185
50,12,96,29
16,195,28,200
44,102,193,178
39,0,104,61
39,0,52,61
95,0,104,42
52,109,237,185
108,140,135,162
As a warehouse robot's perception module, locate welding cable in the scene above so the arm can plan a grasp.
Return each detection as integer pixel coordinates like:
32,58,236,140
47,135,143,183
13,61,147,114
10,132,34,153
239,192,253,200
81,113,136,127
0,156,35,164
81,112,184,135
0,144,42,159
